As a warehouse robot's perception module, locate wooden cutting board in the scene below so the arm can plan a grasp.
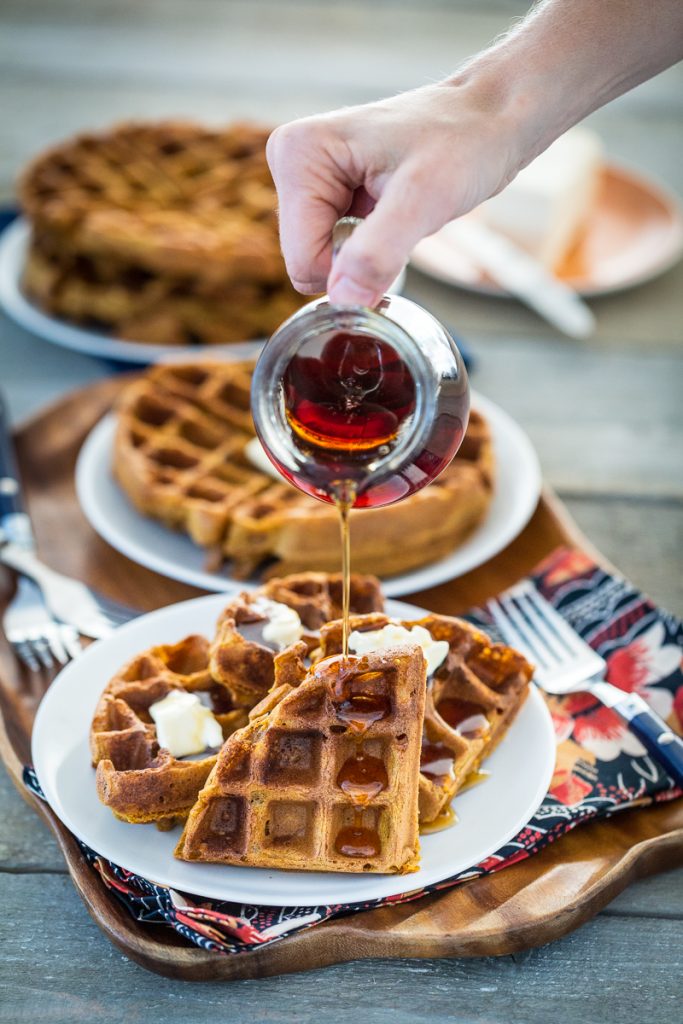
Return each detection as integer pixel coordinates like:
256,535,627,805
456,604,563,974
0,377,681,982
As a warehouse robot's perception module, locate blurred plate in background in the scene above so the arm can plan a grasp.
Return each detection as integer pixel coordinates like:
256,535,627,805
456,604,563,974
411,163,683,298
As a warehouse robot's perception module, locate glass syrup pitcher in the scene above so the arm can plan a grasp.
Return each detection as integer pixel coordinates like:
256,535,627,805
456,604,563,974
251,217,470,512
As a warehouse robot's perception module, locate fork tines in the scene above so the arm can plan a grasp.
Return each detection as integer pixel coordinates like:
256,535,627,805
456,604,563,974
10,622,81,672
486,580,604,683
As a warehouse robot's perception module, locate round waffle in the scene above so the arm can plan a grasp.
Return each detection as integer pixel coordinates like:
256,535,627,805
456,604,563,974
19,120,307,345
113,360,495,580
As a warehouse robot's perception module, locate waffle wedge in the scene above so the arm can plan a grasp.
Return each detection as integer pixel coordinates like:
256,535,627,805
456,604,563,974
175,646,427,873
91,635,248,829
316,612,533,824
114,361,494,580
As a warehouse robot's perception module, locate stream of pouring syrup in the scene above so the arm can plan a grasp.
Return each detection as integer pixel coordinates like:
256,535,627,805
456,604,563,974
334,485,356,658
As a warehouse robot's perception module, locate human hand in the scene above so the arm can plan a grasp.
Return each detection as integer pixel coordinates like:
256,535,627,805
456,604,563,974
266,80,525,306
267,0,683,308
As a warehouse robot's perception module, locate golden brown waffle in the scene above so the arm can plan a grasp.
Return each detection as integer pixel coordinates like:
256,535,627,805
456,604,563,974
19,120,308,345
91,636,248,829
113,362,264,549
258,572,384,629
114,361,495,580
210,573,384,709
22,241,304,347
175,646,427,873
316,612,533,824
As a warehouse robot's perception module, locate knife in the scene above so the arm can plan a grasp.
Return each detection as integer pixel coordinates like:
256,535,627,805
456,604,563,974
439,218,596,340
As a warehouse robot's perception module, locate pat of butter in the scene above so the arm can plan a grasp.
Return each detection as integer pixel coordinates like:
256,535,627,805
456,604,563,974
477,127,604,269
149,689,223,759
252,597,304,649
349,623,449,676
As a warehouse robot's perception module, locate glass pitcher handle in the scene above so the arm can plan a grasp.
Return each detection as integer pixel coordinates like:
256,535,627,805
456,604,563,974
332,216,363,261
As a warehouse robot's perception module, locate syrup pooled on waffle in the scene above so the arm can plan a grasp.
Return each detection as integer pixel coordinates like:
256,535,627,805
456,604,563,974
175,645,426,874
91,573,383,829
114,361,495,579
315,612,533,825
20,120,306,345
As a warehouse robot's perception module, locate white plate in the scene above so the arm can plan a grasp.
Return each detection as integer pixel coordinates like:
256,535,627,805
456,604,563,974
0,218,268,364
32,593,556,906
411,163,683,299
0,218,405,365
75,391,541,598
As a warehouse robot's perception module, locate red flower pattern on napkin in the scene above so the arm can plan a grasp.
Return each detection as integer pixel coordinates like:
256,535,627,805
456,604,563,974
566,622,679,762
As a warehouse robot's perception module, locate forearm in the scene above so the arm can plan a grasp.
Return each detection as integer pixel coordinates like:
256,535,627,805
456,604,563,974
449,0,683,174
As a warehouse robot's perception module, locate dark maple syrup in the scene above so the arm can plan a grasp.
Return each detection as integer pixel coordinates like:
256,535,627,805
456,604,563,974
284,331,416,452
338,490,353,657
419,741,456,785
335,692,391,730
437,698,491,739
268,328,468,509
326,658,390,859
337,753,388,803
335,823,382,858
331,663,392,732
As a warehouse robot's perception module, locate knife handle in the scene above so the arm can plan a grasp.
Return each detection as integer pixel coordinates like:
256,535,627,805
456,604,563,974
613,690,683,787
0,392,34,548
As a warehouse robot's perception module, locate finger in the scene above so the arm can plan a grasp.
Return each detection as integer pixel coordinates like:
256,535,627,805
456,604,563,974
327,160,449,306
267,123,354,294
278,191,341,294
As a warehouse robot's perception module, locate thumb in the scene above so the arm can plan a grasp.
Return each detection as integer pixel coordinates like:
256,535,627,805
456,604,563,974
327,163,447,306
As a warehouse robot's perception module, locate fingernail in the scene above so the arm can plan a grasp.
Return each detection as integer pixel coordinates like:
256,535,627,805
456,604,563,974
328,276,377,307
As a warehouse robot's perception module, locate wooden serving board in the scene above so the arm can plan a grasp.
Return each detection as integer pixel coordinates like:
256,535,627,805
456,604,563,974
1,378,681,982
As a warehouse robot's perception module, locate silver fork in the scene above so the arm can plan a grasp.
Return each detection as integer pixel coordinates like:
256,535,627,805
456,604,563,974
487,580,683,786
3,575,82,672
1,543,133,638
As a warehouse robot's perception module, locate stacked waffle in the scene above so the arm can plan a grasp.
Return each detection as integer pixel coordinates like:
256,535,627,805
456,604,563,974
114,361,495,579
19,120,306,345
91,573,533,874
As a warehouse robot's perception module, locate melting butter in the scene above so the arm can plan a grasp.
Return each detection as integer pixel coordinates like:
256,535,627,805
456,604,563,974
349,622,449,675
149,689,222,758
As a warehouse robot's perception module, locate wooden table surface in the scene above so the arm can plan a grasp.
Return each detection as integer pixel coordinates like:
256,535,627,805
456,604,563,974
0,2,681,1021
